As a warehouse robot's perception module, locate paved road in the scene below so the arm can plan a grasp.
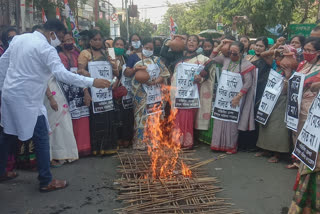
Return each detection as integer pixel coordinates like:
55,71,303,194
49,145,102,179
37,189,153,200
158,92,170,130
0,144,296,214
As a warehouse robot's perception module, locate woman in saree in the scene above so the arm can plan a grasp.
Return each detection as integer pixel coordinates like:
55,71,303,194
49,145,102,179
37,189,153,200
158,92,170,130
210,41,256,154
237,37,271,151
196,38,219,145
113,37,134,148
131,38,170,150
289,37,320,214
78,29,118,155
170,35,215,149
58,32,91,157
255,44,296,163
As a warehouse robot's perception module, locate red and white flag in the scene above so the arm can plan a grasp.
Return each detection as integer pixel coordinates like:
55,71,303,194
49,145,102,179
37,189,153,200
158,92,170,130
41,8,47,23
56,7,61,20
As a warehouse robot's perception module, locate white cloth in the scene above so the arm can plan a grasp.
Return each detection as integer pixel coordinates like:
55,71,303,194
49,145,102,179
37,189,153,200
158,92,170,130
0,31,94,141
44,77,79,161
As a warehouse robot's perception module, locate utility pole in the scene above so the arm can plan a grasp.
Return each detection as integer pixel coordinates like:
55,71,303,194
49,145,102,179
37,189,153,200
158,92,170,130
125,0,129,40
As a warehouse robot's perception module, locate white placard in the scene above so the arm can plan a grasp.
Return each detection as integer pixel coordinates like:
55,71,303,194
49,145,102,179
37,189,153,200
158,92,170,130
121,64,133,109
142,63,162,115
256,69,284,125
88,61,114,113
286,72,305,131
293,92,320,170
174,62,203,109
212,70,243,123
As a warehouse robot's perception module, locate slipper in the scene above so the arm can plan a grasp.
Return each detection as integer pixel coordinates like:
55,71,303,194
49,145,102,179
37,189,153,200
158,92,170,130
51,161,63,168
0,171,18,182
40,179,68,193
268,156,279,163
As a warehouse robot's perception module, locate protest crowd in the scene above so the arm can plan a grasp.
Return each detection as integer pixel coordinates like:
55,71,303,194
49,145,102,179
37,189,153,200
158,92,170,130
2,12,320,214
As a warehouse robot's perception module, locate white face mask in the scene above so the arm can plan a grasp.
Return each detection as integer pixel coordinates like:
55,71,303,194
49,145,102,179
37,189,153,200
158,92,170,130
296,47,302,53
142,48,153,58
50,32,61,48
132,41,141,49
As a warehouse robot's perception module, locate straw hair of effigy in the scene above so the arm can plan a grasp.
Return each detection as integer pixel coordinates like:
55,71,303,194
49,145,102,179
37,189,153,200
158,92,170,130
113,150,243,214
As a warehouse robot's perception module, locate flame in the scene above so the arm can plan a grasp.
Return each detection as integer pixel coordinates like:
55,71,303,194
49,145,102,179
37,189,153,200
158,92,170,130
143,85,192,179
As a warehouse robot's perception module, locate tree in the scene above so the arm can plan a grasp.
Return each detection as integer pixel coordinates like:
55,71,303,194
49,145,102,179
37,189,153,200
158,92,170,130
130,19,155,38
96,19,110,38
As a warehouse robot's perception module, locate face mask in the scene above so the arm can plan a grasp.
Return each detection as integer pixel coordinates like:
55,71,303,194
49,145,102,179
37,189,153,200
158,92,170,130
304,52,318,63
296,48,302,53
154,46,161,55
63,43,74,51
142,48,153,57
196,47,203,54
114,47,125,56
92,46,101,51
50,32,61,48
132,41,141,49
203,50,212,57
248,49,255,55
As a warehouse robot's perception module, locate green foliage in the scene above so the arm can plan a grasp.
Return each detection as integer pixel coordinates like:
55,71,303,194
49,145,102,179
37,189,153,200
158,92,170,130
96,19,110,38
130,19,155,38
157,0,318,38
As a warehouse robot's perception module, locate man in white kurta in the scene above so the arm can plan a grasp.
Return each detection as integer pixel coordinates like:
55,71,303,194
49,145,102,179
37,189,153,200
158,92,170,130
0,19,110,191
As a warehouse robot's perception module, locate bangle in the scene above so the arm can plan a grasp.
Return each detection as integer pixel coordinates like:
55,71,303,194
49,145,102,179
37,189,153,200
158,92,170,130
83,87,88,91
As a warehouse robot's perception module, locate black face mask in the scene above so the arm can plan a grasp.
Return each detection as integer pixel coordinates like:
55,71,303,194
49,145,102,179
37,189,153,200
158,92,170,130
64,43,74,51
203,49,212,57
91,46,101,51
154,46,161,55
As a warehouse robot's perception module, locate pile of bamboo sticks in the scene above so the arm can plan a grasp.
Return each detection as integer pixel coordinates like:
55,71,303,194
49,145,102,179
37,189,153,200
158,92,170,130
114,150,243,214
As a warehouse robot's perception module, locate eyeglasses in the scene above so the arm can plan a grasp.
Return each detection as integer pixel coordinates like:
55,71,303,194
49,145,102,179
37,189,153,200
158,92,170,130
229,52,239,57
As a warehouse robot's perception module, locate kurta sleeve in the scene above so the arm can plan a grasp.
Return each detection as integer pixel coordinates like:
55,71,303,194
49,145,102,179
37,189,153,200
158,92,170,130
0,46,11,90
211,55,225,65
40,45,94,88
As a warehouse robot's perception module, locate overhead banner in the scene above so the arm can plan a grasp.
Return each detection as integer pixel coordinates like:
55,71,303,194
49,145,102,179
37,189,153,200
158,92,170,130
286,72,305,132
212,70,243,123
256,69,284,125
293,92,320,170
88,61,114,113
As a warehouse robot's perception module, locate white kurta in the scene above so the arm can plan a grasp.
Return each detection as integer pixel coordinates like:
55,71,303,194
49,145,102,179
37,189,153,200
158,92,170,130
0,31,94,141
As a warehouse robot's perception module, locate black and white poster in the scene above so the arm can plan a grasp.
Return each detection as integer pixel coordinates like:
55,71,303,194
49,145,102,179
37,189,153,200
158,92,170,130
293,92,320,170
212,70,243,123
88,61,114,113
143,63,162,115
256,69,284,125
121,65,133,109
175,62,204,109
286,72,305,132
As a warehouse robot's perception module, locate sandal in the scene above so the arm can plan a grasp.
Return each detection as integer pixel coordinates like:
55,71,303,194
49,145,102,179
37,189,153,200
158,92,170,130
0,171,18,182
51,160,63,168
39,179,68,193
268,156,279,163
255,151,270,157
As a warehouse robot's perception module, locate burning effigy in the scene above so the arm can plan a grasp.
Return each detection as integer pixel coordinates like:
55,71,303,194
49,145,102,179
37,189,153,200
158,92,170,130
114,87,242,214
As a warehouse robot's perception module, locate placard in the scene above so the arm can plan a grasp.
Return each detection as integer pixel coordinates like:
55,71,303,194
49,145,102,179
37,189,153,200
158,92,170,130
175,62,203,109
88,61,114,113
142,63,162,115
212,70,243,123
256,69,284,125
293,92,320,170
121,64,133,109
286,72,305,131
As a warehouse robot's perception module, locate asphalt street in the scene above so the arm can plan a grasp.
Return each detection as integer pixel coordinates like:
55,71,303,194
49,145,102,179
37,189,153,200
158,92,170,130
0,144,297,214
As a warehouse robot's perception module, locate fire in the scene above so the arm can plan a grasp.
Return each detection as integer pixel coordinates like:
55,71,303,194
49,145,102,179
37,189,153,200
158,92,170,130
143,85,192,179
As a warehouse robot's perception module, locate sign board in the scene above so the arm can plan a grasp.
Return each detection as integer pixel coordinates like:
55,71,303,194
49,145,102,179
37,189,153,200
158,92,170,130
288,24,316,40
